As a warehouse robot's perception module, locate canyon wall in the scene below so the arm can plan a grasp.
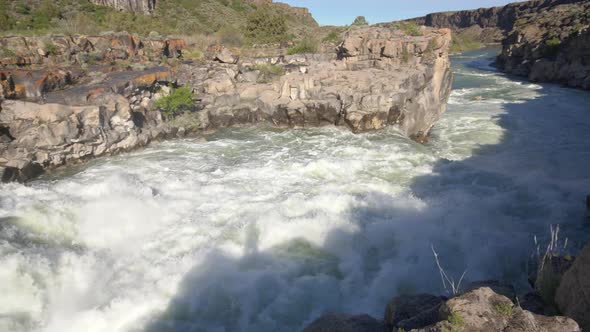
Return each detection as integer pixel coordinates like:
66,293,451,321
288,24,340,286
496,0,590,89
0,26,452,181
406,0,590,89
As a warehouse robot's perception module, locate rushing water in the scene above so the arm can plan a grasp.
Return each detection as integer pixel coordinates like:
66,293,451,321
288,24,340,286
1,49,590,332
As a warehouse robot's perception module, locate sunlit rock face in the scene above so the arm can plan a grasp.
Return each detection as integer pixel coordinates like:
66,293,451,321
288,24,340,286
181,27,453,142
89,0,156,13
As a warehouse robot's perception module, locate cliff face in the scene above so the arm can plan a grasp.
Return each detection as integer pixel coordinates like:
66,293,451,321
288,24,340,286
408,0,585,43
179,27,453,142
0,27,452,181
406,0,590,89
89,0,156,13
496,0,590,89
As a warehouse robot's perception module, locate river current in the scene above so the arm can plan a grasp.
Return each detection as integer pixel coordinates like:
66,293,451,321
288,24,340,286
1,49,590,332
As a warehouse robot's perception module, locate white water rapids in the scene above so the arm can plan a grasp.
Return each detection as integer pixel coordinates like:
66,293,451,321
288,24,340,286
1,49,590,332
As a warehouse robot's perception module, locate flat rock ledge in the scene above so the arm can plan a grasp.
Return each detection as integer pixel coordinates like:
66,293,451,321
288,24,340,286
0,26,453,182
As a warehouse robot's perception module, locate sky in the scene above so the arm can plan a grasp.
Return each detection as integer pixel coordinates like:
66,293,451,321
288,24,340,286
280,0,526,26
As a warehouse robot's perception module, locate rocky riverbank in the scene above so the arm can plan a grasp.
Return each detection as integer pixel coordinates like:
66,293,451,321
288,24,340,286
304,244,590,332
404,0,590,89
496,1,590,89
0,26,453,182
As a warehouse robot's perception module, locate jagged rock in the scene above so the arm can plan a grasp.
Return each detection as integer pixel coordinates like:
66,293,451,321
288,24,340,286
413,287,580,332
556,245,590,332
177,27,453,138
303,313,387,332
384,294,445,330
214,47,239,64
442,287,514,331
463,280,517,302
0,86,181,182
0,34,186,67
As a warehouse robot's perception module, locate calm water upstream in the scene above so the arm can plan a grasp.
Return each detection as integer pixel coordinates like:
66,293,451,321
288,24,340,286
1,49,590,332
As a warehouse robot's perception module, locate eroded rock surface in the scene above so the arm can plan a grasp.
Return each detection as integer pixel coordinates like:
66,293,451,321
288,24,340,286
178,27,453,140
304,287,581,332
496,1,590,89
0,26,453,181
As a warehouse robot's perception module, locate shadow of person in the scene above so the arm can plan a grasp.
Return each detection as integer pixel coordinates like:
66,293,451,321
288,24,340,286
143,58,590,332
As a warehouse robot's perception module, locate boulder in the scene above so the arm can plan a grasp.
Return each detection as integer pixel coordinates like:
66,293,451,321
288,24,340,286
303,313,387,332
463,280,516,302
214,47,239,64
413,287,581,332
556,245,590,332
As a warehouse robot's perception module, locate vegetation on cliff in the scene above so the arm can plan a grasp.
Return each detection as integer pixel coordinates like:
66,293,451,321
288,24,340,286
0,0,317,45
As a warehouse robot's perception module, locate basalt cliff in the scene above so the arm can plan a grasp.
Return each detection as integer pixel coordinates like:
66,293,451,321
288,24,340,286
0,26,453,182
406,0,590,89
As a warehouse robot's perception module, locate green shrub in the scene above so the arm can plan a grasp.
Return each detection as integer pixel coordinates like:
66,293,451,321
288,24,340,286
0,2,12,30
287,37,318,55
322,30,342,44
155,86,196,118
442,312,464,332
0,47,16,57
15,2,31,15
183,48,204,61
44,42,59,56
545,37,561,48
217,26,244,47
245,6,288,44
494,303,513,317
352,16,368,26
402,22,422,36
252,63,284,83
545,37,561,57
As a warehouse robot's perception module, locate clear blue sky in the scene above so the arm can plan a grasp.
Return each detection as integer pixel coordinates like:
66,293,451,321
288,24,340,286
280,0,526,26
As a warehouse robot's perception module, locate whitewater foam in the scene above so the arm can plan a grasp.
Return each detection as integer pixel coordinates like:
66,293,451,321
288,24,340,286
1,48,590,332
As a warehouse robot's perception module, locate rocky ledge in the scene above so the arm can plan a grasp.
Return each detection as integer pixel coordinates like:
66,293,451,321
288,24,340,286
187,27,452,141
304,244,590,332
0,26,452,182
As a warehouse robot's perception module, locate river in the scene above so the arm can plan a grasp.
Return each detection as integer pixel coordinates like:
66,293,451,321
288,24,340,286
1,49,590,332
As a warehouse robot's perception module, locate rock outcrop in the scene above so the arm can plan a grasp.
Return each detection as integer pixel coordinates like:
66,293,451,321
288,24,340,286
179,27,453,141
406,0,586,44
0,67,183,182
304,286,581,332
0,33,185,67
496,1,590,89
90,0,156,13
0,26,452,181
403,0,590,89
556,245,590,331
